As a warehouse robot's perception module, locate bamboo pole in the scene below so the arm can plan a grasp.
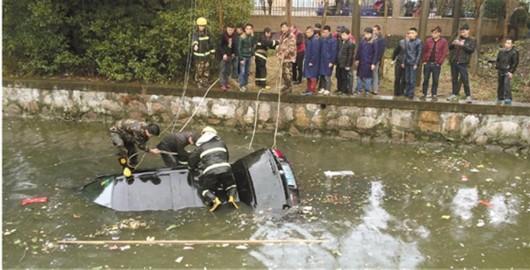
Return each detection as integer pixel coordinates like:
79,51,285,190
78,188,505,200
57,239,329,245
218,0,224,32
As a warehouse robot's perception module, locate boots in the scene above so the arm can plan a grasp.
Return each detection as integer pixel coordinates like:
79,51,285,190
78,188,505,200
203,190,221,212
227,188,239,209
210,197,222,212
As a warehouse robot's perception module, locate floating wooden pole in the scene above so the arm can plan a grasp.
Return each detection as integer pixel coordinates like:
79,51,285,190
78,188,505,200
57,239,329,245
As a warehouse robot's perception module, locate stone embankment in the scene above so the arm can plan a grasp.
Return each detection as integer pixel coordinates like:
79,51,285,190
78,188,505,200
3,79,530,153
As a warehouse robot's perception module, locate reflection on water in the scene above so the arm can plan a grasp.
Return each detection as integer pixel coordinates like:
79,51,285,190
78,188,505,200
2,119,530,268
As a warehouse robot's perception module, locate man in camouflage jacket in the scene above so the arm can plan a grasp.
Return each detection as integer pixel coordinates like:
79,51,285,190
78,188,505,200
276,22,297,94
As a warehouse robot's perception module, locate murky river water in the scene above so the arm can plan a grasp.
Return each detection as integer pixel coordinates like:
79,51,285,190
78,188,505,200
2,118,529,269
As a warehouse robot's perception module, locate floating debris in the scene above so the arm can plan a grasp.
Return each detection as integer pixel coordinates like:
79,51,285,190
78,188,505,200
461,175,469,182
21,197,48,206
324,170,355,178
235,245,248,250
441,215,451,220
479,200,493,207
175,256,184,263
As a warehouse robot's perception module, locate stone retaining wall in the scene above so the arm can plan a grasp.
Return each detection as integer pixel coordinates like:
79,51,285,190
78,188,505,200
3,79,530,153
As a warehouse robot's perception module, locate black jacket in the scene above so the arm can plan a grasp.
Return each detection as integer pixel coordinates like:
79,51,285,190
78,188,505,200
391,39,406,64
157,132,194,152
217,31,236,61
449,36,476,65
496,47,519,73
188,137,231,176
336,39,355,68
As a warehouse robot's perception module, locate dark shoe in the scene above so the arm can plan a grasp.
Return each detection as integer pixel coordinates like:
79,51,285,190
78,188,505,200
333,91,343,96
371,91,378,95
293,80,302,85
281,87,292,95
419,95,427,100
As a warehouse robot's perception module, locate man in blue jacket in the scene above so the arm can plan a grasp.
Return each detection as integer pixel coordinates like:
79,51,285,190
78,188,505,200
303,26,320,95
371,25,386,95
318,25,337,96
402,27,422,100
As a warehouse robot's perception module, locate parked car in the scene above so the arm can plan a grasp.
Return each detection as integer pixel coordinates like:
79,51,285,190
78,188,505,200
83,148,301,212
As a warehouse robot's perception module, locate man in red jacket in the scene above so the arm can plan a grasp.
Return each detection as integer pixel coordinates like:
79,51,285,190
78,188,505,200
421,26,448,100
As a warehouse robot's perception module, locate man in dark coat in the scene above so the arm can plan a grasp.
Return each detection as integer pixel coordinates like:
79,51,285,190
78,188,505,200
302,26,320,95
109,119,160,176
403,27,422,100
188,127,238,212
335,28,355,95
217,23,236,91
154,131,200,168
391,34,407,97
495,37,519,104
371,25,386,95
447,23,476,103
355,27,378,96
318,25,337,96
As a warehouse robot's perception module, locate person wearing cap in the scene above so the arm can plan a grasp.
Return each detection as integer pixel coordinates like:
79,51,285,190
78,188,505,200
371,25,386,95
421,26,448,101
318,25,337,95
192,17,215,89
109,119,160,177
153,131,200,168
447,23,476,103
255,27,278,89
188,127,239,212
354,27,378,96
403,27,422,100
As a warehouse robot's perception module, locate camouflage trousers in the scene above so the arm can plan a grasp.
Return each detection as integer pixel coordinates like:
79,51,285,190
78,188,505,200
195,59,210,85
282,62,293,89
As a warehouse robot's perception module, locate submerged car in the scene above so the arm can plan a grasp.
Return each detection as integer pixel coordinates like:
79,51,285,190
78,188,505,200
83,148,300,212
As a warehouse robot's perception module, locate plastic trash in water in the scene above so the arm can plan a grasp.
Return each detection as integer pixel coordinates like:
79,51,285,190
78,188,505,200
324,171,355,178
21,197,48,206
461,175,469,182
479,200,493,207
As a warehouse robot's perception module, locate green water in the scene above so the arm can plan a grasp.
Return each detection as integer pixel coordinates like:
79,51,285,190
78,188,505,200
2,118,529,269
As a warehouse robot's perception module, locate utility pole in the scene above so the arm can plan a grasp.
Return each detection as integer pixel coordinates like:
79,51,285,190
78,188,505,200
416,0,431,86
470,0,485,75
451,0,462,38
381,0,389,78
351,0,361,49
218,0,224,32
286,0,292,26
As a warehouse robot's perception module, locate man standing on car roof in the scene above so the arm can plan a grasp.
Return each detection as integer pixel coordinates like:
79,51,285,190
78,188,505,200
188,127,238,212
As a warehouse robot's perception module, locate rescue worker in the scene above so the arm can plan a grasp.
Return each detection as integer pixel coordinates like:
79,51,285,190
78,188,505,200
188,127,238,212
109,119,160,177
154,131,200,168
255,27,278,89
192,17,215,89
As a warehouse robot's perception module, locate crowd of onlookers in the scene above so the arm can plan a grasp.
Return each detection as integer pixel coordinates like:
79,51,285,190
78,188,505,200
192,17,519,104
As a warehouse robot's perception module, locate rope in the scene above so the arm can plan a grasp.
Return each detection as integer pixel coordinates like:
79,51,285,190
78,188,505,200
248,88,266,149
162,0,198,136
271,57,284,149
178,78,219,133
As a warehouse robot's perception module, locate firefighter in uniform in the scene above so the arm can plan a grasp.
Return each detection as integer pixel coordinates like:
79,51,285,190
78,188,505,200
254,27,278,89
109,119,160,177
154,131,200,168
192,17,215,89
188,127,238,212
